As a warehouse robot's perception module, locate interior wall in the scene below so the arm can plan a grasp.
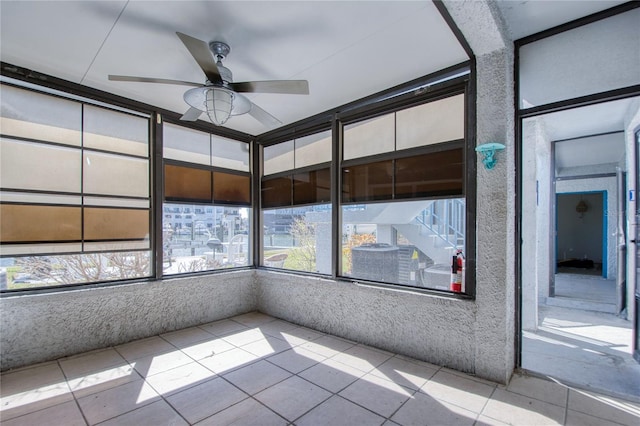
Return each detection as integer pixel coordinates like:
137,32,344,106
556,192,604,267
257,270,478,372
521,117,551,330
0,270,257,371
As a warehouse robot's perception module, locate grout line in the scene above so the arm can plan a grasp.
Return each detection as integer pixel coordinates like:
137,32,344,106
56,359,90,426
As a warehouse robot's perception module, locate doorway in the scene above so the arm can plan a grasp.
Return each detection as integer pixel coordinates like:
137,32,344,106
519,99,640,399
556,191,605,277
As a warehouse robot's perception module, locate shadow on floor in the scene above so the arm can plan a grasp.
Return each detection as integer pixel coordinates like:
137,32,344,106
522,273,639,401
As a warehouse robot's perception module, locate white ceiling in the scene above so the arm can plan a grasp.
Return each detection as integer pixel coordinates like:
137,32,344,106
1,1,468,136
0,0,633,170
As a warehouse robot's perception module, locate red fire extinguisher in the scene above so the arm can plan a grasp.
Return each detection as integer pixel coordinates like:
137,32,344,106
450,249,464,293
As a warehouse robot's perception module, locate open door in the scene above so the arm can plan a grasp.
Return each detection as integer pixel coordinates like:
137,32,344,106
634,128,640,363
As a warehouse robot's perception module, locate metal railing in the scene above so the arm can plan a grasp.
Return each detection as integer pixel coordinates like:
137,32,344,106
416,199,465,249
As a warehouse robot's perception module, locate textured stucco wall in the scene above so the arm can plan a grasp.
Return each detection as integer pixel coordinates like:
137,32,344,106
0,270,257,370
444,0,516,384
257,270,478,373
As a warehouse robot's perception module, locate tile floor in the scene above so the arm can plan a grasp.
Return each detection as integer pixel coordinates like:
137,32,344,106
2,312,639,425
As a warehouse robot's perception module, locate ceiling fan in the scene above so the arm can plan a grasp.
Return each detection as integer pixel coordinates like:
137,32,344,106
109,32,309,128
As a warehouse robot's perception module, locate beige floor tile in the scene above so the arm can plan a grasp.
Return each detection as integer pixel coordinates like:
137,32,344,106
278,327,325,346
266,347,326,374
370,356,438,391
254,376,331,421
297,395,385,426
99,399,187,426
331,345,393,373
391,391,478,426
0,400,85,426
59,348,127,378
160,326,216,348
129,349,193,377
114,336,175,362
196,347,259,374
231,311,277,327
339,373,414,418
474,414,511,425
76,378,160,425
145,361,216,397
254,319,300,339
180,336,235,360
299,335,356,358
222,328,271,347
567,389,640,426
198,319,249,336
195,397,286,426
420,370,495,414
506,374,569,407
299,358,365,393
240,335,292,357
223,360,292,395
0,362,73,421
67,363,141,398
481,388,565,426
565,408,628,426
166,376,248,424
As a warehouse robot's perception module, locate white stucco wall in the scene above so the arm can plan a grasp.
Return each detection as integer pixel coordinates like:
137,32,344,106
521,118,552,330
258,271,478,372
0,270,257,370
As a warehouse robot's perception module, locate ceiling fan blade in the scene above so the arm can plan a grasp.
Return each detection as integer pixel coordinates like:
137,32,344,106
109,75,201,87
175,32,223,84
180,107,203,121
248,102,283,128
230,80,309,95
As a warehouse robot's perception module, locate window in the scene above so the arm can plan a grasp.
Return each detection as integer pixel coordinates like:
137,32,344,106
162,123,251,275
339,93,467,292
261,130,332,274
0,84,152,290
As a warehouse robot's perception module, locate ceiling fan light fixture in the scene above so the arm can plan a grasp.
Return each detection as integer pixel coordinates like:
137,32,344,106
205,87,234,126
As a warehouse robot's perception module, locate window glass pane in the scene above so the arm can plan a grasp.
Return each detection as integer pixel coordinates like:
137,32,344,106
264,141,294,175
1,243,82,256
341,198,465,291
396,94,464,150
0,84,82,146
0,204,81,243
2,251,151,289
83,152,149,198
0,192,81,206
395,148,464,198
213,171,251,205
263,204,332,274
342,160,393,203
343,113,395,160
293,168,331,205
261,176,292,208
295,131,331,168
1,138,81,193
84,207,149,241
163,203,251,274
212,136,250,171
163,123,210,165
164,164,212,202
519,10,639,109
84,105,149,157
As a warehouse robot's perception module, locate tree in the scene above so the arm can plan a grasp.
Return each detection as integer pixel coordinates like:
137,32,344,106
288,217,317,272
